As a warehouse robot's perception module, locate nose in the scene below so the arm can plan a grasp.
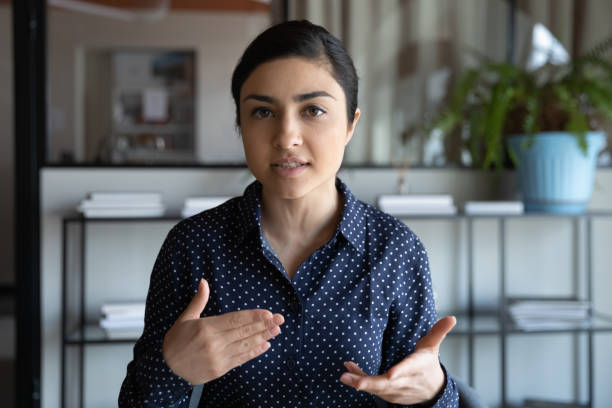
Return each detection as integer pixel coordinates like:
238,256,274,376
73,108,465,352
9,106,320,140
273,111,302,149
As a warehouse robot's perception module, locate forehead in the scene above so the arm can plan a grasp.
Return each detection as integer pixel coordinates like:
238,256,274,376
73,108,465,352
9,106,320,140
240,57,343,99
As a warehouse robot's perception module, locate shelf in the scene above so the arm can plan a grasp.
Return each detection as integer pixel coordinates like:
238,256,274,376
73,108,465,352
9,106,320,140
63,311,612,346
64,215,181,223
65,325,139,345
447,311,612,336
399,210,612,220
61,209,612,407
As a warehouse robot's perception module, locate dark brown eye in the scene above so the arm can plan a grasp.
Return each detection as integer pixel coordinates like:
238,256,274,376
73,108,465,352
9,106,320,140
304,106,325,117
252,107,273,118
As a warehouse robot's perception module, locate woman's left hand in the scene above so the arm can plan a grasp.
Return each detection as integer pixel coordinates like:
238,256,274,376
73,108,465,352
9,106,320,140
339,316,456,405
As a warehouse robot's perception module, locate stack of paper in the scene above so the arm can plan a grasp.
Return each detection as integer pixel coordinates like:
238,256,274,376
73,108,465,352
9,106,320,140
182,196,232,218
464,201,524,215
377,194,456,216
523,397,588,408
100,302,145,340
508,299,591,331
77,192,165,218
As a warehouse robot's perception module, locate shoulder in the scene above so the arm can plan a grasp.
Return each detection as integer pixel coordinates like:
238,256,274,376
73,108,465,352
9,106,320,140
166,196,243,243
357,201,430,280
360,200,426,250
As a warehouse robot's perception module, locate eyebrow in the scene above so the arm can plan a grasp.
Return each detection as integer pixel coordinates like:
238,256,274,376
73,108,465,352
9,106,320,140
242,91,336,103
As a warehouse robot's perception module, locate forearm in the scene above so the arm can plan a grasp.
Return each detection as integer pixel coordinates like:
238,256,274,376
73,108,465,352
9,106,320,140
119,342,193,407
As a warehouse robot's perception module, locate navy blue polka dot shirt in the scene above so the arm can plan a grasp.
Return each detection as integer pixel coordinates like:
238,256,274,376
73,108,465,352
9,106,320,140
119,178,459,407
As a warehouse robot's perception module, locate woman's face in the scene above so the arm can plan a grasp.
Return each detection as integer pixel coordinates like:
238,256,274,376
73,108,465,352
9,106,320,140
239,57,360,200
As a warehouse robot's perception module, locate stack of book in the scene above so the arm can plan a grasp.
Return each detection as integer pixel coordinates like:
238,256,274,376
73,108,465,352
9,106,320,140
77,192,165,218
99,302,145,340
464,200,524,215
508,299,591,331
523,397,587,408
182,196,232,218
377,194,456,216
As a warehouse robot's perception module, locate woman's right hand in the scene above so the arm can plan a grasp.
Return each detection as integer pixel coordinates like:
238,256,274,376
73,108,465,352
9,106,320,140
162,278,284,385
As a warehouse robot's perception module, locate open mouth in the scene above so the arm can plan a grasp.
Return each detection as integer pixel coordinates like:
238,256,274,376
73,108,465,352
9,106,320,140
272,162,308,168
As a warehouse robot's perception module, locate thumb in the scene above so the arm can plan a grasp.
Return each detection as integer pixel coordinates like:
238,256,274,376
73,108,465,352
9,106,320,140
415,316,456,352
179,278,209,321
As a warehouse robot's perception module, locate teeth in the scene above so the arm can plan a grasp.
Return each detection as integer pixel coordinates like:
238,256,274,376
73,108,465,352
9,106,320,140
276,162,304,168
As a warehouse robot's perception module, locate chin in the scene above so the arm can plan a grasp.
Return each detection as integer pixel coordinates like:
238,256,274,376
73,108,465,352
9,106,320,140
269,182,311,200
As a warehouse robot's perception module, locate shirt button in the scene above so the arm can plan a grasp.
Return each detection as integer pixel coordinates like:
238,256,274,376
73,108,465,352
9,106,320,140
286,357,297,370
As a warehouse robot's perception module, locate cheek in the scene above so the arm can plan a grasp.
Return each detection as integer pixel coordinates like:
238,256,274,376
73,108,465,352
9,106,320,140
241,136,263,166
315,125,349,160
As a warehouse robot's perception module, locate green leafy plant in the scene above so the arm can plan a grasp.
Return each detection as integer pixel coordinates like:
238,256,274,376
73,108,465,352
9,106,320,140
432,37,612,169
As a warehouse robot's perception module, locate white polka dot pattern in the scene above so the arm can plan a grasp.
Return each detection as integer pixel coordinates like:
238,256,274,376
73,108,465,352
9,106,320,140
119,178,459,407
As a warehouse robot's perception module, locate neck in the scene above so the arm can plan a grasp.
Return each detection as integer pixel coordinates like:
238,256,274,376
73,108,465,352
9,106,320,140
260,179,342,244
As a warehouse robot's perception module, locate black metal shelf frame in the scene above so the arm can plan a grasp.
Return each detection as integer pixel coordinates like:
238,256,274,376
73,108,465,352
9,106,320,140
61,215,179,407
60,212,612,407
453,212,612,408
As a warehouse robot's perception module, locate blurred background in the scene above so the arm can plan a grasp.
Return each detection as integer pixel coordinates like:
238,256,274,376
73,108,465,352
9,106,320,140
3,1,612,407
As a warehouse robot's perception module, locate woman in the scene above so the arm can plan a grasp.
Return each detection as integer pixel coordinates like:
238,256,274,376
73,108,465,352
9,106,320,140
119,20,459,407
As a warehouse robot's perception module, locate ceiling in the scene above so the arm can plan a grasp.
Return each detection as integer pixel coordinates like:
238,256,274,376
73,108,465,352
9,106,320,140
0,0,270,12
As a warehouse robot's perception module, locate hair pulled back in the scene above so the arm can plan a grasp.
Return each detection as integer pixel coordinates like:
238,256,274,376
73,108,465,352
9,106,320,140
231,20,358,127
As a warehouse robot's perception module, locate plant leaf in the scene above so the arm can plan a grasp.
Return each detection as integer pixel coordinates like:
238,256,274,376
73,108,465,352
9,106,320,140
553,84,589,155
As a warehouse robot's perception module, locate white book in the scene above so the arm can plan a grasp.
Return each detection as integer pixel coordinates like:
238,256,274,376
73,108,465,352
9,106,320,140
101,303,145,320
88,192,162,203
509,300,591,310
378,194,454,207
184,197,232,208
511,310,589,320
514,318,591,331
386,206,458,216
100,318,144,330
79,207,166,218
78,201,164,210
464,201,524,215
101,302,145,314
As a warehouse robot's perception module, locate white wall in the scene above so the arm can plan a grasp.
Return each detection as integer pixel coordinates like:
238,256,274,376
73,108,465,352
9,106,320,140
48,9,270,163
41,167,612,408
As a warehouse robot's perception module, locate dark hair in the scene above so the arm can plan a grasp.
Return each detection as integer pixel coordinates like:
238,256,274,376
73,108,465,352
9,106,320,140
231,20,358,127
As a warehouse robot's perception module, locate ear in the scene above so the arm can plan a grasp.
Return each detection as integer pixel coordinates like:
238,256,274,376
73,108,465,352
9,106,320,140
345,108,361,146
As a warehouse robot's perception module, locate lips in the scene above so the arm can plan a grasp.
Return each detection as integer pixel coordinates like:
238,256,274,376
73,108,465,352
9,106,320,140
271,157,309,168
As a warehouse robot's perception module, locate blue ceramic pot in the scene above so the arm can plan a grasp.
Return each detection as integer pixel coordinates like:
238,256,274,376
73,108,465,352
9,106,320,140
507,132,606,214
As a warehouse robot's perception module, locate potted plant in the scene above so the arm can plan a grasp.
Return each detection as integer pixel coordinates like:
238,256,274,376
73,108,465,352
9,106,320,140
432,37,612,213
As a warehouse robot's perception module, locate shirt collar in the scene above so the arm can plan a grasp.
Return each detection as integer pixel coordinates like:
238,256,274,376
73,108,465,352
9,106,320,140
237,178,366,253
335,178,367,253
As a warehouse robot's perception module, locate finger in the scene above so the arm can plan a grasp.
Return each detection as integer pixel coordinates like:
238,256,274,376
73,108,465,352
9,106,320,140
343,361,367,376
228,340,271,369
415,315,456,352
224,313,284,344
341,373,390,394
207,308,274,332
224,320,282,356
178,279,210,322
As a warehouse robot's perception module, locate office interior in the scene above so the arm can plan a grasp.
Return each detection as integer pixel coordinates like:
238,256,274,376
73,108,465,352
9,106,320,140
2,0,612,407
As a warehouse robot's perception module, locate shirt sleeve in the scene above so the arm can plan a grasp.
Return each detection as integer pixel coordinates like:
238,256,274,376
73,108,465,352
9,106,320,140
119,225,195,407
379,232,459,408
